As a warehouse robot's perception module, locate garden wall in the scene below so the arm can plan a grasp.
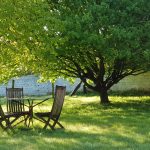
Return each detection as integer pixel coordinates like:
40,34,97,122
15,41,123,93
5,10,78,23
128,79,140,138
111,72,150,92
0,75,81,96
0,73,149,96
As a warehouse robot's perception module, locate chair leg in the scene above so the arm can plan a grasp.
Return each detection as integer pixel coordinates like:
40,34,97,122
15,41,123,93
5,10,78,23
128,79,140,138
34,116,45,123
52,120,57,128
52,118,64,129
43,118,51,130
11,116,29,128
42,118,64,130
9,116,21,127
35,115,56,130
0,121,6,130
28,117,33,127
3,118,15,132
24,115,29,127
40,118,54,130
6,123,14,132
34,116,53,130
56,121,64,128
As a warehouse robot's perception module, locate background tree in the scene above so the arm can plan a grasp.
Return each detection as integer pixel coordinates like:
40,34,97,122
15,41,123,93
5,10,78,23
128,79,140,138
0,0,150,103
0,0,59,82
43,0,150,103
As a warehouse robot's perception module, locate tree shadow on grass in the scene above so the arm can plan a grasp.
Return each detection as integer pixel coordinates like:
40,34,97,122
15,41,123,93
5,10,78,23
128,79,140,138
62,97,150,135
0,97,150,150
0,127,149,150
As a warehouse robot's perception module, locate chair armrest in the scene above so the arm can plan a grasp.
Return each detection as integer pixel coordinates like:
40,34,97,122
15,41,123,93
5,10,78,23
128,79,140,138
33,97,50,107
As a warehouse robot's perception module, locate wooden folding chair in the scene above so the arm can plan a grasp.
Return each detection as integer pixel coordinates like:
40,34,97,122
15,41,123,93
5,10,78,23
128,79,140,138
0,105,14,132
5,88,30,127
35,85,66,130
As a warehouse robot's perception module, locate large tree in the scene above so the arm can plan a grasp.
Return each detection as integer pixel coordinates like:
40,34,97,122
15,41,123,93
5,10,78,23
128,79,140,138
43,0,150,103
0,0,150,103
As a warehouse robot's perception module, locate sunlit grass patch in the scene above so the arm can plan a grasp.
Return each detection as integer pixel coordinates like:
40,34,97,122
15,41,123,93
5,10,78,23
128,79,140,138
0,95,150,150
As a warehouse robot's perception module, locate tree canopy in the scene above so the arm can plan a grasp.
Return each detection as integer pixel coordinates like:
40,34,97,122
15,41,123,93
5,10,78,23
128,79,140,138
0,0,150,103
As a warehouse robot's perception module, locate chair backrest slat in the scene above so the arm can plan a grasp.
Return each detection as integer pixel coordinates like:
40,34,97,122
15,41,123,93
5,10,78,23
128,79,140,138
51,86,66,117
0,105,5,118
6,88,24,113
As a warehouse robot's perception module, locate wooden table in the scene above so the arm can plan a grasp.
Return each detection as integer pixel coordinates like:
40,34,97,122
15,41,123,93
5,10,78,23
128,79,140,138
24,97,51,127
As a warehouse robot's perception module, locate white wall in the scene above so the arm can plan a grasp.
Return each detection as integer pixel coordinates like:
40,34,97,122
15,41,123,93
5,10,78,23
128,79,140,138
111,72,150,92
0,73,149,96
0,75,81,96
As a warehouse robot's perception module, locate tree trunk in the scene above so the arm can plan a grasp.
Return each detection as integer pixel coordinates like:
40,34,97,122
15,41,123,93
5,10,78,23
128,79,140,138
70,81,82,96
83,84,87,94
12,79,15,88
83,78,87,94
100,89,110,104
52,83,55,98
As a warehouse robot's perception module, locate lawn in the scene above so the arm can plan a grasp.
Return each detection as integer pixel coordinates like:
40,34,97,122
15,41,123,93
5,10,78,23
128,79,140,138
0,95,150,150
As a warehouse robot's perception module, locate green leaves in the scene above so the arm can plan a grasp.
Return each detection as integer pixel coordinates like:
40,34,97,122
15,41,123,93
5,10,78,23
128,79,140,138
0,0,150,89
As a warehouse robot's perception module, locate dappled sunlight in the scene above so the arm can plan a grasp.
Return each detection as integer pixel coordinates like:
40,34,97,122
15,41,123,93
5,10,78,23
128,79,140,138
110,124,149,144
65,95,99,103
0,95,150,149
43,137,78,146
66,123,105,134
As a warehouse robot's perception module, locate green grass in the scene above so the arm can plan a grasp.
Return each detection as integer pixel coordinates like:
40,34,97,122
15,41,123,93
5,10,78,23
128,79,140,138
0,95,150,150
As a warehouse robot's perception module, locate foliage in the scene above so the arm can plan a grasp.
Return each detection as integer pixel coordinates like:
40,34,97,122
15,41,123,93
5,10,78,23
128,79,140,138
0,0,150,103
0,0,59,82
45,0,150,103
